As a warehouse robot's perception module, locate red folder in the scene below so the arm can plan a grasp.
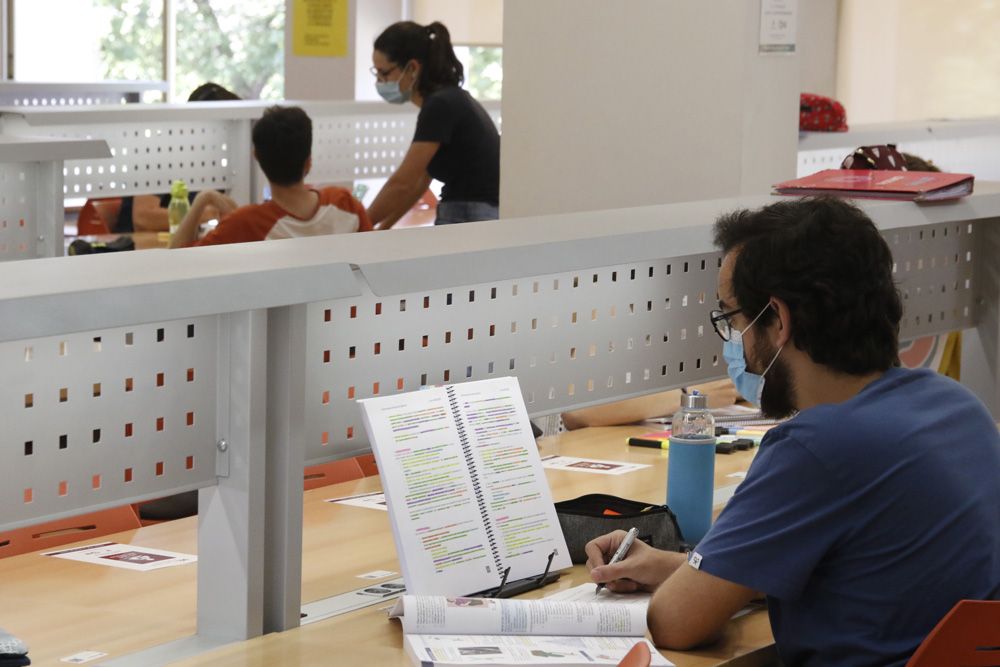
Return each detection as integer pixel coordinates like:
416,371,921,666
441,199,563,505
773,169,974,202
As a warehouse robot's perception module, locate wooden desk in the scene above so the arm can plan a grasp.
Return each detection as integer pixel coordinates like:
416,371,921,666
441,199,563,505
0,427,776,666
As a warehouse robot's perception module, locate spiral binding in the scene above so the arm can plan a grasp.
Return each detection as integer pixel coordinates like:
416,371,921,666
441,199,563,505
447,385,505,580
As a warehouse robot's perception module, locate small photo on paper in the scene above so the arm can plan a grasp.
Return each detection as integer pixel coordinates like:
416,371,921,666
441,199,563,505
458,646,502,656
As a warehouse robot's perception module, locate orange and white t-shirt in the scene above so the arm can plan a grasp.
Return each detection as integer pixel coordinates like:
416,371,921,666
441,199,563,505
194,187,371,247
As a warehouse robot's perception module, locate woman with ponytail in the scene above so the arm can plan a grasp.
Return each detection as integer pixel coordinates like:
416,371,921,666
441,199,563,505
367,21,500,227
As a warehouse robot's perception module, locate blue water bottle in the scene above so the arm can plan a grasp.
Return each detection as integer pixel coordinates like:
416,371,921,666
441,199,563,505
667,391,716,544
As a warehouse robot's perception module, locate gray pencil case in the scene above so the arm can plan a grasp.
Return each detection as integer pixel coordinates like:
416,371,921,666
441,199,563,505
554,493,685,564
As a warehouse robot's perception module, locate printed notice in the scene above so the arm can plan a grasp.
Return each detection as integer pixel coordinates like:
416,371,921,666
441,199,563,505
759,0,797,54
540,455,650,476
326,491,389,511
43,541,196,571
293,0,348,57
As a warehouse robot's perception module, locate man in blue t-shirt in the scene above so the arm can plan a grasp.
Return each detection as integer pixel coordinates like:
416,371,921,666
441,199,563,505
586,197,1000,666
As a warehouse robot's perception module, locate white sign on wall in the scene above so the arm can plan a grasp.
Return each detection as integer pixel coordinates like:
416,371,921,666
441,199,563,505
759,0,797,54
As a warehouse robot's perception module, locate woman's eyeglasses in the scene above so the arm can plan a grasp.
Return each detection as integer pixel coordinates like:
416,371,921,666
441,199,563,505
369,64,401,80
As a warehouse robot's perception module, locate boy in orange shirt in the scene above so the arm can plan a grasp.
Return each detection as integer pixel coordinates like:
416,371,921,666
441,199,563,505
170,105,371,248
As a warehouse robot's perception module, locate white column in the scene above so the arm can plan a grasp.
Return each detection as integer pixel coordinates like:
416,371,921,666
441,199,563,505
283,0,404,101
355,0,406,101
284,0,359,100
500,0,800,218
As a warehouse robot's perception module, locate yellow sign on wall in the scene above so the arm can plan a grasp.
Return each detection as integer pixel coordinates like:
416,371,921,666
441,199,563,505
292,0,348,57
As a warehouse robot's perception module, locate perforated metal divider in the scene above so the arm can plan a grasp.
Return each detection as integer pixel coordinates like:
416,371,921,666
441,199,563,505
0,162,38,260
293,99,501,190
796,147,848,176
302,216,985,465
4,93,131,106
797,121,1000,179
305,252,728,464
310,111,418,183
51,119,236,199
1,316,219,531
0,82,167,107
891,221,978,340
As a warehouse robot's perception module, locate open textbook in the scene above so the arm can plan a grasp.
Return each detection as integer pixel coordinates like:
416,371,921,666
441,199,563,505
359,377,572,596
390,590,672,666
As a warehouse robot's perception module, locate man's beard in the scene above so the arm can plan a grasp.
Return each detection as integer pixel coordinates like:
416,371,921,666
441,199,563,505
752,337,796,419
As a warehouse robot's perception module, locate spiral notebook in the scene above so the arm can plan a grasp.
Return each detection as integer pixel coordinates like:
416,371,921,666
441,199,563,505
359,377,571,597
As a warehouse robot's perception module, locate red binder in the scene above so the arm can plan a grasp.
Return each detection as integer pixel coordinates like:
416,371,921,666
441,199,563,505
773,169,974,202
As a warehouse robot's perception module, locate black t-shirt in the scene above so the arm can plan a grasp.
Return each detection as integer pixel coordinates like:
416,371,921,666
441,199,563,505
412,86,500,206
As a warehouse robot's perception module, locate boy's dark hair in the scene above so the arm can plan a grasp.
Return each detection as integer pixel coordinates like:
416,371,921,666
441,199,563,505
252,106,312,187
374,21,463,97
713,197,901,375
187,82,241,102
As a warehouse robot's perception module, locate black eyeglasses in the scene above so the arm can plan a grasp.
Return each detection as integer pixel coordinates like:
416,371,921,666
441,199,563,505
709,308,742,341
369,64,401,81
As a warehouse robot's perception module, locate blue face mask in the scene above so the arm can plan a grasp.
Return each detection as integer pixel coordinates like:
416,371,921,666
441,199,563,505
376,66,412,105
722,303,784,407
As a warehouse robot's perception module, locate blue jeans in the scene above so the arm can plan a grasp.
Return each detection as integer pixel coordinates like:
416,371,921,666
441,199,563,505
435,200,499,225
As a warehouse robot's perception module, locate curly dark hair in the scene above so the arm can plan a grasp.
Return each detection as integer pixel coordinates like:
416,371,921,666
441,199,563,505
713,197,901,375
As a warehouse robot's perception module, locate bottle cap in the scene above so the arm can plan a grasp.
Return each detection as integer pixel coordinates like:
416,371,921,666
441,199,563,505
171,180,188,198
683,392,708,410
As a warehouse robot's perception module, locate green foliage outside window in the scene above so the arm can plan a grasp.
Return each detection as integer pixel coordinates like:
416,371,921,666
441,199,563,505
464,47,502,101
95,0,283,100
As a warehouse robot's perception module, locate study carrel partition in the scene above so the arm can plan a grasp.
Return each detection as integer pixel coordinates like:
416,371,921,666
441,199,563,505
0,97,502,231
0,134,109,261
0,187,998,664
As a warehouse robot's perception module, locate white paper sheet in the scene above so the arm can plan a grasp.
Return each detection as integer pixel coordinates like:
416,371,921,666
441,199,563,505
325,491,389,511
42,541,196,571
540,456,649,476
405,635,673,666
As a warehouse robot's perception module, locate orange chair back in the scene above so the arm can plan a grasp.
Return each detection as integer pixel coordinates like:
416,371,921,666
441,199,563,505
355,453,379,477
76,198,115,235
906,599,1000,666
617,641,652,667
303,458,365,490
0,505,141,558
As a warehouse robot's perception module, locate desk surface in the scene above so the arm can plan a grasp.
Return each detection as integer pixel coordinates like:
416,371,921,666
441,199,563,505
0,426,776,666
